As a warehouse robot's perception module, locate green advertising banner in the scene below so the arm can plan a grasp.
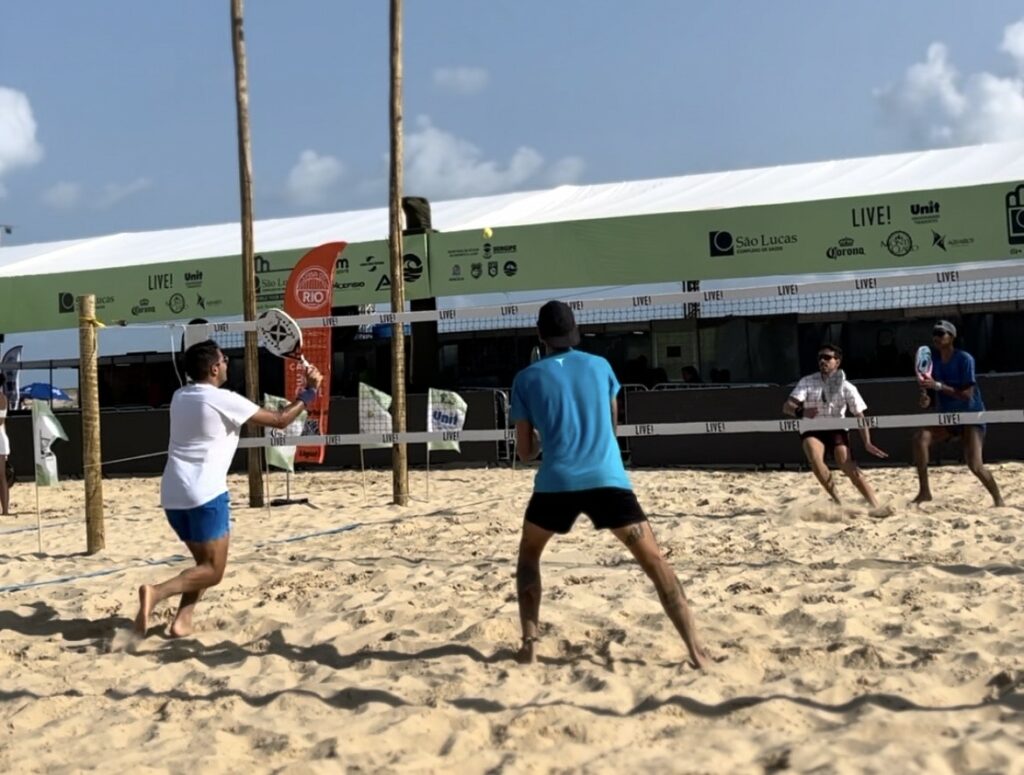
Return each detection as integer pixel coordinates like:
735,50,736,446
428,181,1024,294
2,235,430,333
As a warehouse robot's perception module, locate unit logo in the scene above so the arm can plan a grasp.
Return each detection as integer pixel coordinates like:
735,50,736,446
910,200,941,225
294,266,332,310
184,270,204,288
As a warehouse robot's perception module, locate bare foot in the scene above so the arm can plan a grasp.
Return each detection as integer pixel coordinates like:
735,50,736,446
515,637,537,664
994,497,1006,508
688,645,712,671
912,492,932,504
868,504,894,519
168,618,193,638
134,585,154,636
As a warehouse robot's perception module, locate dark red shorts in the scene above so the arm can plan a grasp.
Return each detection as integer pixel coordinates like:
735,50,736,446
525,488,646,535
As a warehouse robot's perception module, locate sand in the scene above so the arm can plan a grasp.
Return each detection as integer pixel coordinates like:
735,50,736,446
1,462,1022,773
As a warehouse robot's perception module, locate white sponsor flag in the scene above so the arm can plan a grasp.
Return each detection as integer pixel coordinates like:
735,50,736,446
263,393,306,472
2,346,22,411
427,388,468,452
359,382,392,448
32,401,68,486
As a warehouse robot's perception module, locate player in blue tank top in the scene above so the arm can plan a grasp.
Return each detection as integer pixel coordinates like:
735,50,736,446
912,320,1003,506
509,300,709,669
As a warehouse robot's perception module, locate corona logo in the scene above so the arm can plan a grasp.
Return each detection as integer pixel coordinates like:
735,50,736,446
294,266,331,310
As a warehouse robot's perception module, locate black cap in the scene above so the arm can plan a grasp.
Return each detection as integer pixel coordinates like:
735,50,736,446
537,300,580,348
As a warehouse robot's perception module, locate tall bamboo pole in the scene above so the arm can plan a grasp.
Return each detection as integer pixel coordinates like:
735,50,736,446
388,0,409,505
78,294,105,553
230,0,264,506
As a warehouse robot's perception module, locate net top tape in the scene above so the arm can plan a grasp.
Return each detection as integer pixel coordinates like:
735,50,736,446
237,409,1024,449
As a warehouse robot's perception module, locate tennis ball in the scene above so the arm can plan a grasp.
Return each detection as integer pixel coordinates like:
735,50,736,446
482,227,493,239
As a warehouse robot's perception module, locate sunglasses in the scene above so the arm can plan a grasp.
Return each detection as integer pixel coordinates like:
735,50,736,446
932,330,949,337
817,353,837,361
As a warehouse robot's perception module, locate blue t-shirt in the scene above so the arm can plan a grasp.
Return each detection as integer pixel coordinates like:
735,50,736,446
509,349,631,493
931,348,984,412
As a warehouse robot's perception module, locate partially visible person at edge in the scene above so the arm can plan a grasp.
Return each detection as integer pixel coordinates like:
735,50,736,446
134,340,322,637
782,343,889,512
508,300,710,669
913,320,1003,507
0,373,10,516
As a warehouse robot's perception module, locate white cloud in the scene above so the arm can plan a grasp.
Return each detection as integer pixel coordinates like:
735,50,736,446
433,66,489,96
285,149,343,207
875,18,1024,146
95,177,152,209
41,181,83,209
403,116,584,199
0,86,44,196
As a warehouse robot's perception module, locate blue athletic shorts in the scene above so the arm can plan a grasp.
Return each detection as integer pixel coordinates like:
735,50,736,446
164,491,231,543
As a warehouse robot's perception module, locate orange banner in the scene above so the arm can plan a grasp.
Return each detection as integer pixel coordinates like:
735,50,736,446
283,241,346,463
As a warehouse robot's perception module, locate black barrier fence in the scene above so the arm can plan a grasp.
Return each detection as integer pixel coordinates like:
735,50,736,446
4,376,1021,478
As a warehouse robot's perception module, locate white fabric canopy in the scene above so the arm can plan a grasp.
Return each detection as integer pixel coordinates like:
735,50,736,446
2,139,1024,278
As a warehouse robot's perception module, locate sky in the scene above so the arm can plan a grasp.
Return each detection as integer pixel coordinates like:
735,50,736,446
2,1,1024,377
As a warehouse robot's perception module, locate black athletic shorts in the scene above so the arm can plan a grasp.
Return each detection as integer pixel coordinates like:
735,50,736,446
524,487,647,535
800,430,850,458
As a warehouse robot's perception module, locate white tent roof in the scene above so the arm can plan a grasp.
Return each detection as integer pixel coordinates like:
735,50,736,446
3,139,1024,278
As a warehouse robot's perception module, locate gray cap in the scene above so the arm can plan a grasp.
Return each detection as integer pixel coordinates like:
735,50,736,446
934,320,957,337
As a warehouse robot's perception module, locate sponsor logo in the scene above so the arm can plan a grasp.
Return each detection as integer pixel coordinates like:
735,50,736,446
451,264,463,280
375,274,391,292
361,255,385,272
936,270,959,283
471,263,482,279
932,230,946,251
493,244,517,254
58,292,75,313
148,272,173,290
132,298,157,316
910,200,941,224
709,230,798,257
197,294,206,310
882,230,916,257
333,280,366,290
294,266,332,310
184,270,203,288
254,254,272,273
167,293,187,314
1008,184,1024,247
826,236,865,260
403,253,424,283
482,242,493,258
335,257,350,273
503,260,518,277
851,204,892,228
488,260,498,277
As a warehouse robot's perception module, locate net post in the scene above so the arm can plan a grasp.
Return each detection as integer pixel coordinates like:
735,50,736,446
78,294,105,554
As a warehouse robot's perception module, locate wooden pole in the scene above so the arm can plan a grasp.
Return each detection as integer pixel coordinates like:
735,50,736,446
388,0,409,506
78,294,105,554
230,0,264,507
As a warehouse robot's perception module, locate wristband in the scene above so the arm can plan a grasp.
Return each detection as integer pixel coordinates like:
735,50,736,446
297,387,318,407
934,381,943,392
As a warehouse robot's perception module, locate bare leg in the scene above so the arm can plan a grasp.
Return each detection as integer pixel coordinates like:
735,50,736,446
135,536,229,636
962,427,1004,507
802,437,839,503
0,454,9,515
515,520,554,663
834,446,880,508
612,521,709,670
912,428,938,503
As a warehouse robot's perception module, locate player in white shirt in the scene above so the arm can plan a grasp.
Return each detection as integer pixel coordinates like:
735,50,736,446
134,340,322,637
782,343,888,511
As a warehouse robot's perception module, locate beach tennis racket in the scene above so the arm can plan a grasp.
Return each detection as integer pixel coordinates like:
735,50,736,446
914,345,932,381
529,345,542,364
256,308,310,367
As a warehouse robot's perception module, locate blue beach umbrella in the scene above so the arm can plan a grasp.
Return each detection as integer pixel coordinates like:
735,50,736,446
19,383,72,401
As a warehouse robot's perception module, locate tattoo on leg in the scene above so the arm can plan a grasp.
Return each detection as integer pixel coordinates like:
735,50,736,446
623,523,645,547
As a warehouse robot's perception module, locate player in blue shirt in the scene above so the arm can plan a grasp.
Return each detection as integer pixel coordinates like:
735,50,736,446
509,300,709,669
912,320,1003,506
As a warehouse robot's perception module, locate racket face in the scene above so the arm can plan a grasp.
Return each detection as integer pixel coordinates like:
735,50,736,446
915,345,933,378
257,308,304,360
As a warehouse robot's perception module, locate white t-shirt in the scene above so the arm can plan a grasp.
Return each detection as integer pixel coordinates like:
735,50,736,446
160,383,260,509
788,371,867,418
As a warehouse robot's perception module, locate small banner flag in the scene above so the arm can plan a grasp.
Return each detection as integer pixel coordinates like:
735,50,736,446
263,394,306,472
427,388,468,452
32,401,68,486
358,382,392,448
